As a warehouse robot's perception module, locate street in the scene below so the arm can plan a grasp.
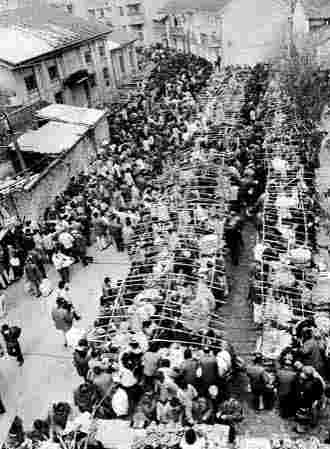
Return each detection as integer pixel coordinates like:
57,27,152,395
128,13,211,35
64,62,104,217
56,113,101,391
0,245,129,442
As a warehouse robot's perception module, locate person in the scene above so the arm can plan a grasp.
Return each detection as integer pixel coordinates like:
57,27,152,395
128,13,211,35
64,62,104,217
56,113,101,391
215,397,244,443
215,56,221,72
295,365,324,431
0,288,6,318
90,365,114,397
51,297,75,347
180,428,205,449
175,376,198,425
1,324,24,366
192,396,214,424
0,393,5,414
92,212,109,251
24,256,43,297
245,353,272,411
298,328,325,378
47,402,71,440
275,352,297,418
52,247,72,284
73,339,92,380
224,211,243,266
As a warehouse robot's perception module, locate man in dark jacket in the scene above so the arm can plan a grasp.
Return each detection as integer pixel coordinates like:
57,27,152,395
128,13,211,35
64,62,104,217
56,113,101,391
298,328,325,378
1,324,24,365
275,353,297,418
73,339,92,380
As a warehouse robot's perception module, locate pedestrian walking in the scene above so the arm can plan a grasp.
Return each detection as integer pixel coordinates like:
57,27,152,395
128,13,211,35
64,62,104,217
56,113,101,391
51,298,76,347
24,256,43,297
1,324,24,366
52,247,73,284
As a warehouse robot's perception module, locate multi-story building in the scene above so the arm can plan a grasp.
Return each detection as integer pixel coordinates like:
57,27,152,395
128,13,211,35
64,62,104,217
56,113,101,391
293,0,330,35
160,0,225,62
0,5,137,108
111,0,169,45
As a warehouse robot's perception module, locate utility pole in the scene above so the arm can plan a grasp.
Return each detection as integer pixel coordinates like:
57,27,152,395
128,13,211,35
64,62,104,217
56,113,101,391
0,111,27,173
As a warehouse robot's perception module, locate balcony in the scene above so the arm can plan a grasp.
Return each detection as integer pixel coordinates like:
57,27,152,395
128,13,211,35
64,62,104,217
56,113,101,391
127,13,144,25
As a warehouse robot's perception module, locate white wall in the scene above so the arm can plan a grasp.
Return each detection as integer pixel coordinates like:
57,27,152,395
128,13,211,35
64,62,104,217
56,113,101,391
293,0,309,35
222,0,289,66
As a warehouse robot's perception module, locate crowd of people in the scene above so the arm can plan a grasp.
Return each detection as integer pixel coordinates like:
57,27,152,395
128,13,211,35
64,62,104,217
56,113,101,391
2,45,330,449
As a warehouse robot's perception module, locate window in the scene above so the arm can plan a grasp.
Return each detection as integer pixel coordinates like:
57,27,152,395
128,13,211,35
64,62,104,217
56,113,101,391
24,73,38,92
103,67,110,86
119,54,125,74
48,64,58,81
85,50,92,64
138,31,144,41
99,8,105,18
88,8,95,16
127,4,140,15
119,6,124,16
67,4,73,13
103,67,109,79
89,73,97,87
99,44,106,58
54,91,64,104
129,48,135,67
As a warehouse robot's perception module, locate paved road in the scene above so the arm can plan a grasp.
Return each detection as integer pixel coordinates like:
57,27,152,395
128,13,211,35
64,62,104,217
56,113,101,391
0,244,129,442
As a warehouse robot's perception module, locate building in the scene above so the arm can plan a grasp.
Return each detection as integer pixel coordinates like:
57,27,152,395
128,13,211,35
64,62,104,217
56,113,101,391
160,0,225,61
0,5,118,108
222,0,290,66
35,103,109,147
293,0,330,36
108,31,139,85
111,0,169,45
49,0,115,26
2,104,109,221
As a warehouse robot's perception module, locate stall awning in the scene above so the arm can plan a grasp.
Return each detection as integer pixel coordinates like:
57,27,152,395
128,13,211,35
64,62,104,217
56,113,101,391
14,121,88,155
36,104,107,127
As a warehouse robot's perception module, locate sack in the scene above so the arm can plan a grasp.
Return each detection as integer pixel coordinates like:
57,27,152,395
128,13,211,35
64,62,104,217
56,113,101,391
10,257,20,267
112,388,129,417
40,278,53,297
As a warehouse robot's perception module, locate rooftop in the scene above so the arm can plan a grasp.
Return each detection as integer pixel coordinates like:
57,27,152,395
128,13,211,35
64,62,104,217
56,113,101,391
15,120,88,155
36,104,107,127
301,0,330,18
0,5,112,67
160,0,229,14
108,30,138,47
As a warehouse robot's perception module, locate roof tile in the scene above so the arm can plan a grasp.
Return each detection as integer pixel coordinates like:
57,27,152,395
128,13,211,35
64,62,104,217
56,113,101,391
0,5,112,66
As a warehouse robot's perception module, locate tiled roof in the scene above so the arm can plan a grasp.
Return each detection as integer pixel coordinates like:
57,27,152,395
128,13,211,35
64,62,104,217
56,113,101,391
301,0,330,18
160,0,229,14
0,5,112,66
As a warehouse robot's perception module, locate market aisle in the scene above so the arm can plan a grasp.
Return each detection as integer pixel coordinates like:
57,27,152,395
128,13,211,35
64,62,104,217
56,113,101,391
221,223,330,438
220,222,290,436
0,244,129,441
